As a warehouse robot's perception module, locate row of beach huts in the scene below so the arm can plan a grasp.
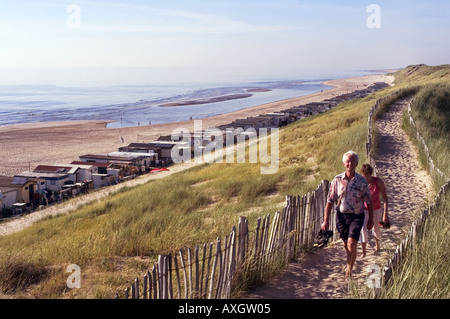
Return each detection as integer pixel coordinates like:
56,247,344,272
0,82,388,216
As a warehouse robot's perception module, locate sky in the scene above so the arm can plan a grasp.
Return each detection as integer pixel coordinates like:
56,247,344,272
0,0,449,74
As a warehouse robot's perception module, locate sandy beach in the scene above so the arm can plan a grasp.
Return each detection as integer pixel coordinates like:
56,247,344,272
0,73,393,177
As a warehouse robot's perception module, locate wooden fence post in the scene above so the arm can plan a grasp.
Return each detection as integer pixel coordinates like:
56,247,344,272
147,270,153,299
132,277,139,299
237,216,248,266
208,238,220,299
187,248,193,299
143,273,148,299
199,243,207,299
179,250,188,299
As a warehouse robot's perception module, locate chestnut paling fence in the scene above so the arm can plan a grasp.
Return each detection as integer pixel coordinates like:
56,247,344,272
407,99,449,183
120,180,338,299
381,180,449,287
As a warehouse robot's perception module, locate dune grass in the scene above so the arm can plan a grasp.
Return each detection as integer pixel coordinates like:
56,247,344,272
1,64,449,298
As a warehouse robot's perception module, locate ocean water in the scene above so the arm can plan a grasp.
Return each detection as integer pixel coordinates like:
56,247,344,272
0,67,374,128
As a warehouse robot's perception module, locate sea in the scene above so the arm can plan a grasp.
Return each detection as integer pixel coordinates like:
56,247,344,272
0,67,377,128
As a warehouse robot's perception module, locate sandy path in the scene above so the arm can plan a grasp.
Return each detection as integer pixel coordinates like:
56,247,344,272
244,97,434,299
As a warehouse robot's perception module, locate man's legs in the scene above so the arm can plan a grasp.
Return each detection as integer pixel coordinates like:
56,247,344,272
337,212,362,279
343,240,351,277
345,238,358,279
346,214,364,279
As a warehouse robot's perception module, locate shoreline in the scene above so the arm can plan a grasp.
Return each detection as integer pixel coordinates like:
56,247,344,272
0,73,393,177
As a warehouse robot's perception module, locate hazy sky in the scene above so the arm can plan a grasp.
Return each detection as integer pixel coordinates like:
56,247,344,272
1,0,449,71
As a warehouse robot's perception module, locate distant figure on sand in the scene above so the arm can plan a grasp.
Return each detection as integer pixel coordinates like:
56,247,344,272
321,151,374,280
359,164,389,257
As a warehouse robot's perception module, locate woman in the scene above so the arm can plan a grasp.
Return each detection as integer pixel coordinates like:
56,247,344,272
359,164,389,257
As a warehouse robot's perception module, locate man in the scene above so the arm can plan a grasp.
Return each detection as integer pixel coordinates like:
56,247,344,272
321,150,374,280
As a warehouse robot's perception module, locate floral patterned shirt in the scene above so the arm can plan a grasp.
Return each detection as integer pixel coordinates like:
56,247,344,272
327,172,372,214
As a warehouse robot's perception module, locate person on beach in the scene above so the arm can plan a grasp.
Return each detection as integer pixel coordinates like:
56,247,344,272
359,164,389,257
321,150,374,280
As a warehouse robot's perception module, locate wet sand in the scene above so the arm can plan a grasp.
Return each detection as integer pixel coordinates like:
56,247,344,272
159,93,253,106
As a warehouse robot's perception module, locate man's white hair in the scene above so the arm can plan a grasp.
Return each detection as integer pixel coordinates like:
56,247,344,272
342,150,359,164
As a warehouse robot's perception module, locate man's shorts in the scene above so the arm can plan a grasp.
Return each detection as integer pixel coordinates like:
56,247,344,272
336,211,365,241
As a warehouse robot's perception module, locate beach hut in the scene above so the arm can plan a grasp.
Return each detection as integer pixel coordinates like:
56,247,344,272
0,175,40,209
53,163,95,184
14,172,70,193
107,151,156,171
119,144,163,165
79,154,140,177
0,186,17,214
79,153,143,166
119,142,181,167
91,173,117,189
33,165,78,183
228,119,260,131
262,112,289,127
71,161,104,174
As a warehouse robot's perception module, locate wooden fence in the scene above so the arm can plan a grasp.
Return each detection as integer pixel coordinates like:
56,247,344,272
407,99,450,182
382,180,449,286
380,97,450,287
120,180,336,299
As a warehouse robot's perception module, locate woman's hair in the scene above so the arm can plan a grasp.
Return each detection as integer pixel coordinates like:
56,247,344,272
360,163,373,176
